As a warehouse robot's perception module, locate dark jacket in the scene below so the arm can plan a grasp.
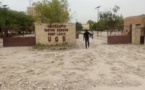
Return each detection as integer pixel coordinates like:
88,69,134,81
83,31,90,40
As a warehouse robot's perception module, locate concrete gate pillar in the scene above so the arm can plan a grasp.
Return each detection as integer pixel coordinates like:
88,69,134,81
132,24,144,44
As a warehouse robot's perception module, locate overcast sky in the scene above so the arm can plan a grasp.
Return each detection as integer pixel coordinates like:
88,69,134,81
1,0,145,23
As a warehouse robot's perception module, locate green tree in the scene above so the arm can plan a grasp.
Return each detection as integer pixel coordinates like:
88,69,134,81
92,22,97,30
0,8,35,37
91,22,105,36
33,0,70,23
99,5,124,35
76,22,83,31
87,20,94,30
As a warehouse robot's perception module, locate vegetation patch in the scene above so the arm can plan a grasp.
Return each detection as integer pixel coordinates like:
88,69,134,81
32,43,78,51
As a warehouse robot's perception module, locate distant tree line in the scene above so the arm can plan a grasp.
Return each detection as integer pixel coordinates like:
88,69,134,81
33,0,70,23
0,0,70,38
87,5,124,35
0,7,35,37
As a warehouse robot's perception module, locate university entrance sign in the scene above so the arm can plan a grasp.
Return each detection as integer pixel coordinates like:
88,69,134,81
35,23,76,46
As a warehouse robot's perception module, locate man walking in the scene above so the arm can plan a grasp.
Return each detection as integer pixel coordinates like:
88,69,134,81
83,30,91,49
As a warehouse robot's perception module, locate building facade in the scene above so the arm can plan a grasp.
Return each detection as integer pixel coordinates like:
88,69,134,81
27,7,36,16
124,15,145,35
82,24,89,30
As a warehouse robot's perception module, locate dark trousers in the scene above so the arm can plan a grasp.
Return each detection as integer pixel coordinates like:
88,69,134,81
85,39,89,49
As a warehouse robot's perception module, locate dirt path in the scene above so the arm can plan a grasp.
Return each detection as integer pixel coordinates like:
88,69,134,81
0,35,145,90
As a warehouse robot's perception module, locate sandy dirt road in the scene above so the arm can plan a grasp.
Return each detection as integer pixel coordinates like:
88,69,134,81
0,35,145,90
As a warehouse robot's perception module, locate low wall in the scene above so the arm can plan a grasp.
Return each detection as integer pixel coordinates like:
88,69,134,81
3,37,36,47
108,35,131,44
80,31,122,38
